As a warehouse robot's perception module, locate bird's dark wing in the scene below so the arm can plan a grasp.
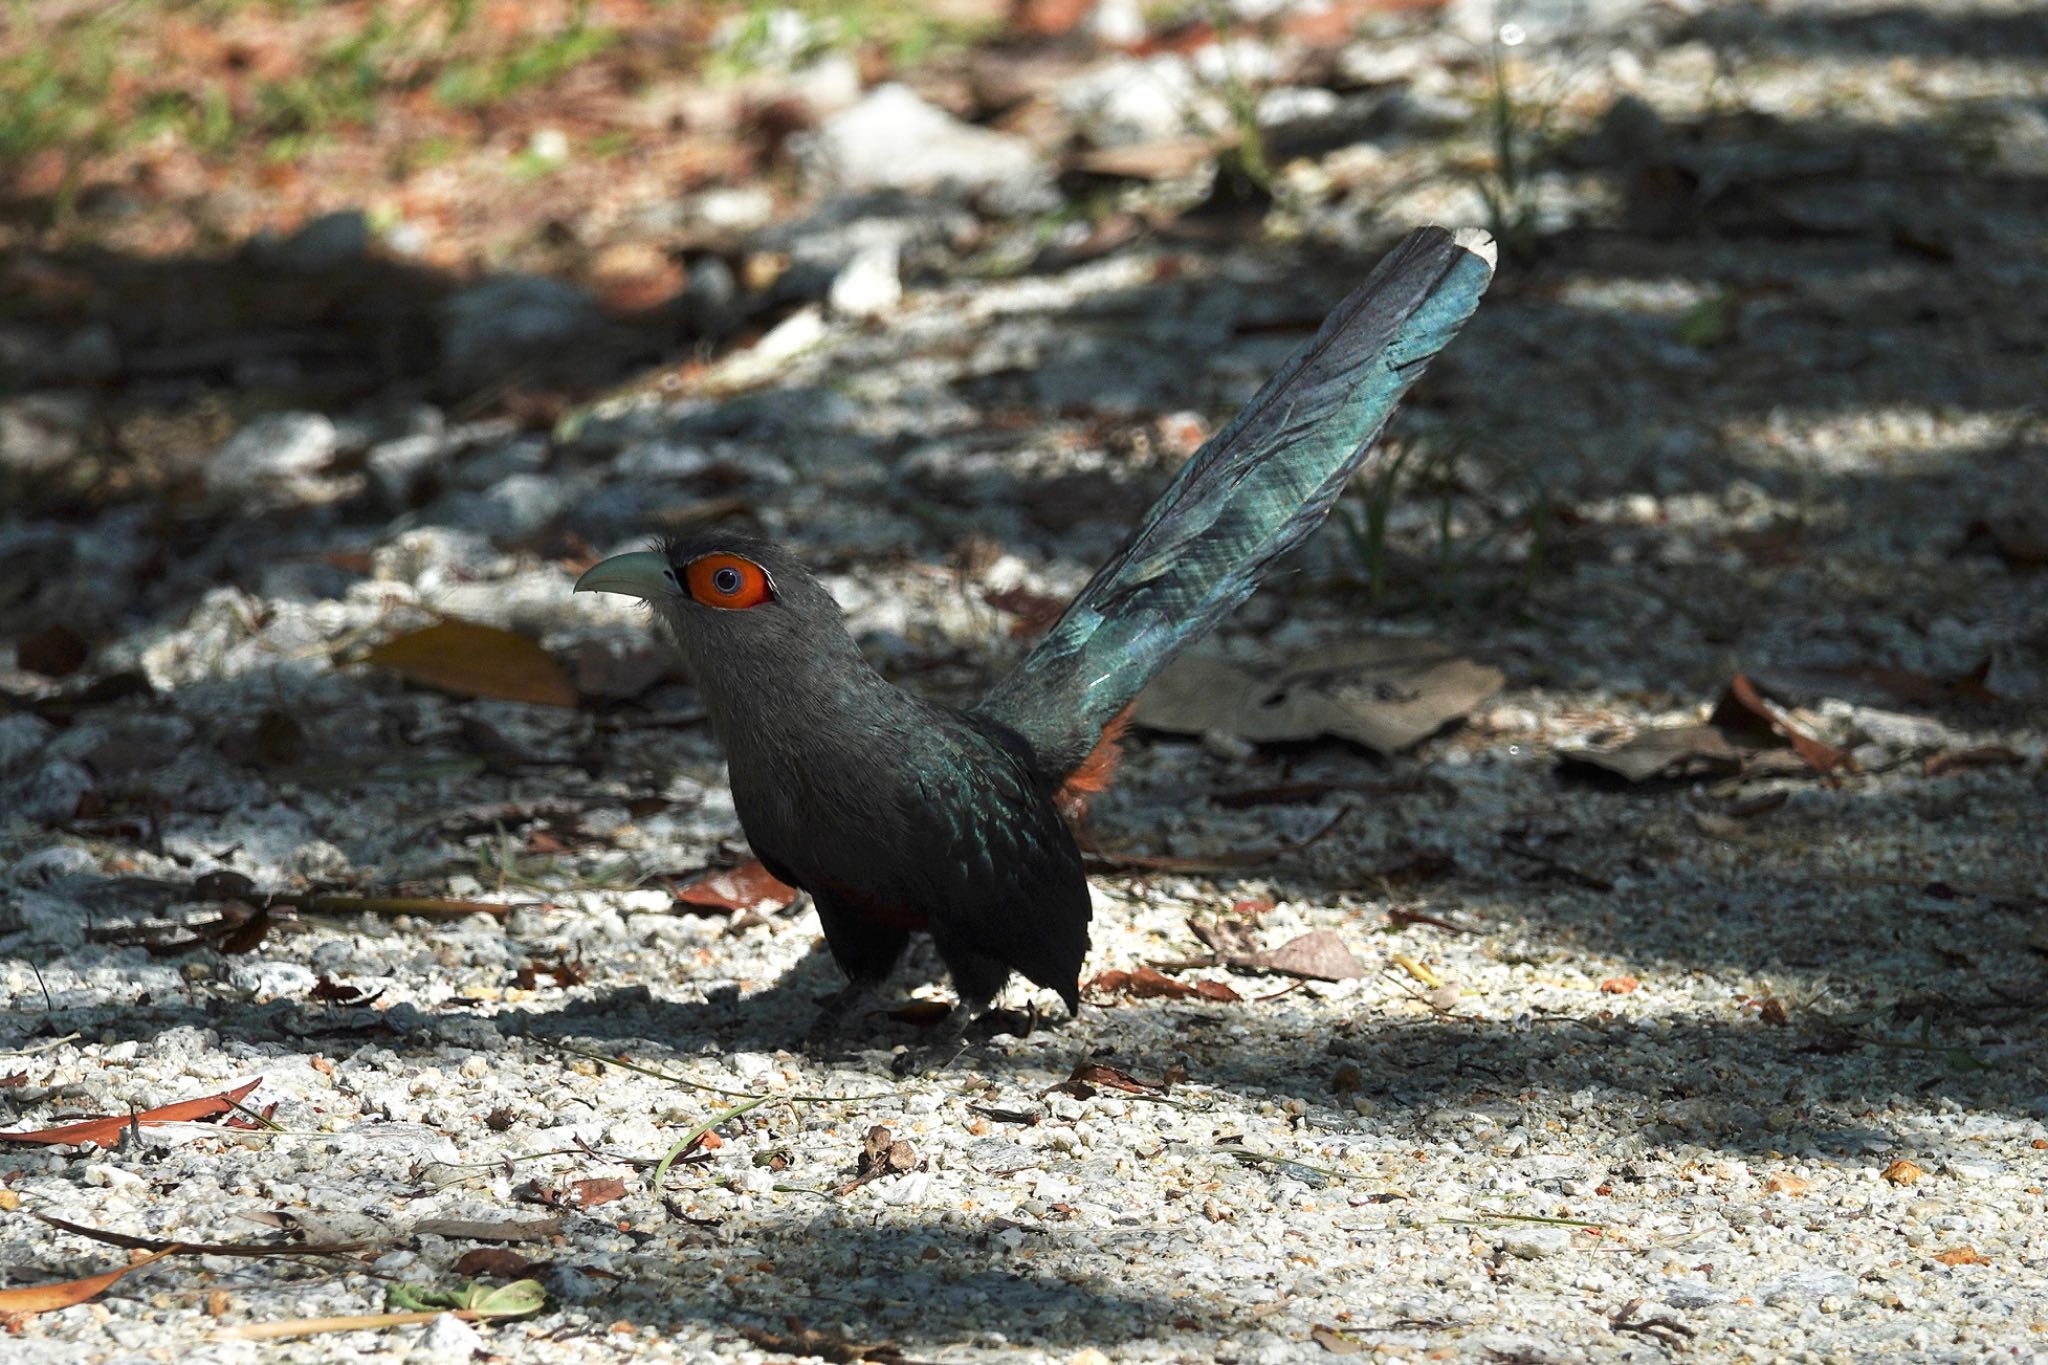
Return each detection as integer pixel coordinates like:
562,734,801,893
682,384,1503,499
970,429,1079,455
977,225,1495,777
904,715,1091,1011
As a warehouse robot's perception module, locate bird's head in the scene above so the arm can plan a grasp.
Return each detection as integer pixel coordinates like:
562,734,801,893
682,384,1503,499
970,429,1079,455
574,531,862,689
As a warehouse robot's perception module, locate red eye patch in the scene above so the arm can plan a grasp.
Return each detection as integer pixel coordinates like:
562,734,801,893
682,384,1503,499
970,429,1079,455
684,553,775,609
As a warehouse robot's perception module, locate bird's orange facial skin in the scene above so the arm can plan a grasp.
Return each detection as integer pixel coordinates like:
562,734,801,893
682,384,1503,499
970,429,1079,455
684,553,775,610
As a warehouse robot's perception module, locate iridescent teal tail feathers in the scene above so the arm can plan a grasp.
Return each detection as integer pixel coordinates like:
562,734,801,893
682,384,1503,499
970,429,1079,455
977,225,1496,775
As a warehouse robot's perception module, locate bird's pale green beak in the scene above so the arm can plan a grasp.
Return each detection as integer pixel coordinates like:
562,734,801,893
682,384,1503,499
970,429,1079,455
573,551,676,601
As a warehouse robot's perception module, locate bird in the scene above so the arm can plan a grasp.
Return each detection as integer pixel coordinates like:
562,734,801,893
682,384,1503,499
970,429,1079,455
575,225,1495,1063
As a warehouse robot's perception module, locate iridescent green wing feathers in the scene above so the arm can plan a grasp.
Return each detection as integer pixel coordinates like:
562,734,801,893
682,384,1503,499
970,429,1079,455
976,225,1496,776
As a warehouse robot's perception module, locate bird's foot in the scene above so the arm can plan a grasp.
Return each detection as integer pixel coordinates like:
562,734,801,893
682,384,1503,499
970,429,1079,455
890,1016,972,1077
802,980,879,1057
890,998,1020,1076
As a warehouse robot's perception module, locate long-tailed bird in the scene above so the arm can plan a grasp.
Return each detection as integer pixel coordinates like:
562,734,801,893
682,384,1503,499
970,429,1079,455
576,226,1494,1060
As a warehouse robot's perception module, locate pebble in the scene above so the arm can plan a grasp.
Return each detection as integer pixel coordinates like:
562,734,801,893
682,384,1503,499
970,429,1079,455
796,85,1046,207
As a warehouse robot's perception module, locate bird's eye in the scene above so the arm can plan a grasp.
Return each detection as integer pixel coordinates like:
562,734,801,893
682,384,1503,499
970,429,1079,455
683,553,774,610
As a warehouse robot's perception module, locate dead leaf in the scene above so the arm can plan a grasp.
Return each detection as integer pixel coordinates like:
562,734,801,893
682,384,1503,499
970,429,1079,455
1190,915,1261,959
1073,136,1227,181
310,977,379,1005
1087,965,1240,1003
672,860,799,916
412,1216,563,1243
982,585,1066,638
1256,931,1364,981
734,1323,906,1364
0,1078,263,1146
513,955,588,990
303,894,515,921
1311,1323,1366,1355
1134,640,1503,756
362,620,576,708
1763,1173,1809,1196
1048,1063,1167,1099
1710,674,1853,774
1556,724,1744,784
1881,1160,1923,1186
454,1248,540,1279
571,1177,627,1209
834,1126,920,1195
1933,1245,1990,1266
1599,976,1640,994
0,1245,181,1318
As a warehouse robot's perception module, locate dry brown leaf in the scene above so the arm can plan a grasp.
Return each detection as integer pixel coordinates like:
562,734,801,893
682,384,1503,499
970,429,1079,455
1073,136,1227,181
1557,724,1745,784
363,620,576,708
1882,1160,1924,1186
1256,931,1363,982
1061,1063,1166,1095
1311,1323,1367,1355
0,1078,263,1146
1763,1173,1810,1196
454,1248,540,1279
1710,673,1853,774
1133,639,1504,756
0,1246,181,1318
673,860,800,916
1933,1245,1990,1266
1600,976,1640,995
1087,965,1240,1003
571,1177,628,1209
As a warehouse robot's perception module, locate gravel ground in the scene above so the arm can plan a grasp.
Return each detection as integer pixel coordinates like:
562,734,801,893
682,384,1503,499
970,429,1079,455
2,1,2046,1361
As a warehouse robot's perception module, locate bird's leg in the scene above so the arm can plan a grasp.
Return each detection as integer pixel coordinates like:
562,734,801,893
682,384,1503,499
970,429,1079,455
890,1002,977,1077
803,977,881,1054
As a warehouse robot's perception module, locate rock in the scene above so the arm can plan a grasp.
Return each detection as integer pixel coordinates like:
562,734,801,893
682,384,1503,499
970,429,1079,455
1,757,93,824
367,432,453,507
203,412,351,507
795,84,1047,209
7,845,97,886
0,715,53,775
267,209,372,272
1085,0,1147,46
782,53,862,117
612,440,714,480
46,715,195,776
1060,56,1225,148
1257,86,1341,131
752,192,967,302
415,1311,487,1360
0,392,93,473
228,960,319,999
527,126,570,164
1443,0,1657,44
439,275,604,385
1762,1269,1856,1306
828,241,902,319
1499,1225,1571,1259
452,436,548,491
688,186,776,233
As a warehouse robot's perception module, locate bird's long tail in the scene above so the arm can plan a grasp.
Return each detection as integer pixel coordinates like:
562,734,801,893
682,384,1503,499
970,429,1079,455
977,225,1496,778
